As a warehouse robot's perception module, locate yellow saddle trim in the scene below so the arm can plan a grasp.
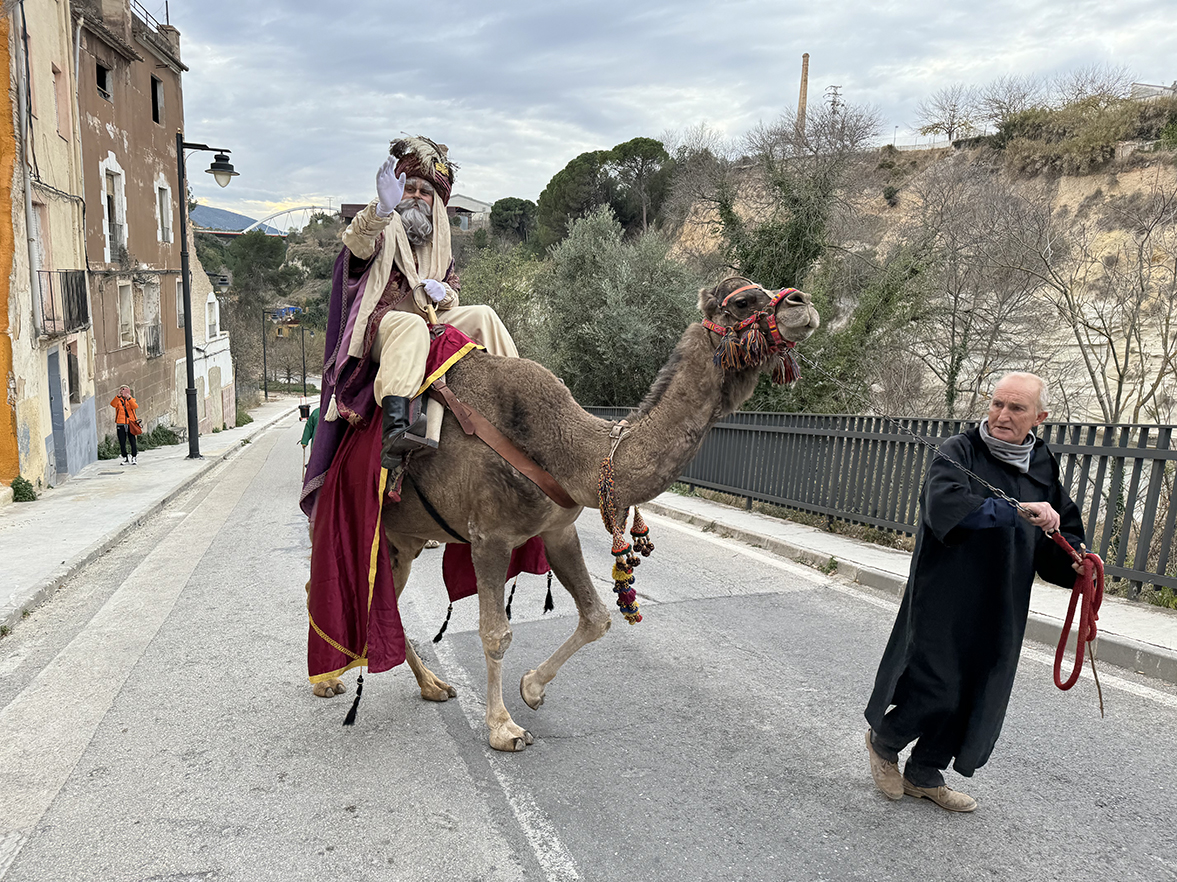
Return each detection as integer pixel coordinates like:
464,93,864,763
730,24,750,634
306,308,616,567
415,341,483,398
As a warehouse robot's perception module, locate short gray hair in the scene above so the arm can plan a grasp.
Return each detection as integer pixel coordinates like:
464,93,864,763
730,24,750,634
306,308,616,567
995,372,1048,412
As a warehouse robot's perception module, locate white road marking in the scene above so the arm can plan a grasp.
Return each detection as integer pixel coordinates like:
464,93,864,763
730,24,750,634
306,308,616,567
404,607,582,882
0,433,276,879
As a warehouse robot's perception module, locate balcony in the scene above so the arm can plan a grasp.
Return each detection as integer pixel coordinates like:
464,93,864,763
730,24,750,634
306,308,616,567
37,270,89,337
108,222,124,250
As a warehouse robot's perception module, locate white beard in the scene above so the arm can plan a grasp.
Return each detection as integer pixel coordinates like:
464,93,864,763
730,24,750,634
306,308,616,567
396,198,433,247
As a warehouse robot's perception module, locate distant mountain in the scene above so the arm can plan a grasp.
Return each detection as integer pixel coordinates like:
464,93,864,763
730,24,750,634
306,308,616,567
191,204,281,235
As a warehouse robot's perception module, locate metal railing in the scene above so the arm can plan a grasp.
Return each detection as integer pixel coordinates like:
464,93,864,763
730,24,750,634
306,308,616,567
586,408,1177,595
108,222,124,250
36,270,88,337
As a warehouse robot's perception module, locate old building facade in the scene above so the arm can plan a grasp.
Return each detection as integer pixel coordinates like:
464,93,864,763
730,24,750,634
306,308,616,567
1,1,96,489
74,0,233,444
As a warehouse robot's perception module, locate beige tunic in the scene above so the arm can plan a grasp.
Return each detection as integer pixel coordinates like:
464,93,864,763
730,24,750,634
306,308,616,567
340,200,518,404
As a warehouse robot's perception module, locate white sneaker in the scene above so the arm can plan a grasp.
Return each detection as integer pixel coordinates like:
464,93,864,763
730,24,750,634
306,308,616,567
121,457,129,465
131,456,137,465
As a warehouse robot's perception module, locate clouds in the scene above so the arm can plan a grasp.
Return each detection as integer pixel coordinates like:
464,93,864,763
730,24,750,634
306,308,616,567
167,0,1174,218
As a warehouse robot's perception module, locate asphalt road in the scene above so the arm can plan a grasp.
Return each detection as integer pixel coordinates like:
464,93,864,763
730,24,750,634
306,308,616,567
2,416,1176,882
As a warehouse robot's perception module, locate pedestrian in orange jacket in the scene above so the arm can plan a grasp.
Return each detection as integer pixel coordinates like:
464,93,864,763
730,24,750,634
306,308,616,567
111,385,139,464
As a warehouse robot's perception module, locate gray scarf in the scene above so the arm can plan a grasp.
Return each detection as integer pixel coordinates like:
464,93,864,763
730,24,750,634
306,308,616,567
979,419,1035,473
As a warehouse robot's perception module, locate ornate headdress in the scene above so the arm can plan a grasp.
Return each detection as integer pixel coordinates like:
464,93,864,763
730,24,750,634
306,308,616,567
390,136,456,206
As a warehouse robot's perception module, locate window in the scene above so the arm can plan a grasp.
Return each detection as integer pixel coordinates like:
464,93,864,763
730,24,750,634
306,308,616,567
157,187,172,242
176,278,185,328
117,282,134,347
52,64,70,138
206,294,219,340
96,62,111,101
144,282,162,357
66,341,80,404
105,171,124,254
150,76,163,124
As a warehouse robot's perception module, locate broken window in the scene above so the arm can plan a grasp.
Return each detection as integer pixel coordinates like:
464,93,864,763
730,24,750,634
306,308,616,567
150,76,163,124
158,187,172,242
117,281,134,347
96,62,111,101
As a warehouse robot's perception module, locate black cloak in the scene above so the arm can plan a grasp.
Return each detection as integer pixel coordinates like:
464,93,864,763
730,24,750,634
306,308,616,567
864,427,1085,776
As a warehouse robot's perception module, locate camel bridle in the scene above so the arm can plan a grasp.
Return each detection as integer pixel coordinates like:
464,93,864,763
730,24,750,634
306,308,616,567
702,284,802,383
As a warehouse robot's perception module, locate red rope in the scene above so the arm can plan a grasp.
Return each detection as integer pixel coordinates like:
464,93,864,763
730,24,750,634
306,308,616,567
1049,532,1105,691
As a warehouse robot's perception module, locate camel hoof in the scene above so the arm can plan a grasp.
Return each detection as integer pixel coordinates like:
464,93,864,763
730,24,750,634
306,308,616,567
490,727,535,752
520,670,546,710
420,682,458,702
312,678,347,698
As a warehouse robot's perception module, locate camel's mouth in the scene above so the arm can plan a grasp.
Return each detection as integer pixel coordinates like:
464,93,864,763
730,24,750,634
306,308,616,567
774,289,820,344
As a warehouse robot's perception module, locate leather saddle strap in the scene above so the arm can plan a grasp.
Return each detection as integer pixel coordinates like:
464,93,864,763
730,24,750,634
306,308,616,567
428,380,578,509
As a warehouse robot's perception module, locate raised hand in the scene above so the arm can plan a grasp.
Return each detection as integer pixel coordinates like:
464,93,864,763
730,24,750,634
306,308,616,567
376,157,406,217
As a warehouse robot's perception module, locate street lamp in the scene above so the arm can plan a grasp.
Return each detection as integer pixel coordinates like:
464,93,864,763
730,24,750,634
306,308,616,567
176,133,238,459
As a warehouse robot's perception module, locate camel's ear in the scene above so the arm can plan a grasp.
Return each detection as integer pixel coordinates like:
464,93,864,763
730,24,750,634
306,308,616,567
698,284,721,319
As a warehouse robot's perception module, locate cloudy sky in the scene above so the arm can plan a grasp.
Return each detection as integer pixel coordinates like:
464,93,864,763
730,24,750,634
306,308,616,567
166,0,1176,222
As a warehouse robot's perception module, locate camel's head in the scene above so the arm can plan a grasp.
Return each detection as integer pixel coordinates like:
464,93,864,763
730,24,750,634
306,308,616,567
698,277,820,382
698,277,820,343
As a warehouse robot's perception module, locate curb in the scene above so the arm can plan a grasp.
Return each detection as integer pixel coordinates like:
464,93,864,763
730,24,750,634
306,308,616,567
0,405,298,634
643,500,1177,686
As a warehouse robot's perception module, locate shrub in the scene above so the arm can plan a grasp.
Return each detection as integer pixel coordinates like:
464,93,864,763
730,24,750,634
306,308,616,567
236,408,254,426
97,434,121,459
11,475,36,502
883,185,900,206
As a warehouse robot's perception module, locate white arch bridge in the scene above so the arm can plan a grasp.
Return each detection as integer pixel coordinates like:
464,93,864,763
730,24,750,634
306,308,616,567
241,205,337,235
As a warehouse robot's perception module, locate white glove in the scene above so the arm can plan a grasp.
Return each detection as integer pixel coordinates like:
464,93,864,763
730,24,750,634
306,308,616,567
375,157,406,217
422,279,446,303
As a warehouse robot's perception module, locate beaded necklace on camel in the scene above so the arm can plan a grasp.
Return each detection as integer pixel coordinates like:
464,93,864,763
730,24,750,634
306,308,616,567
595,285,805,625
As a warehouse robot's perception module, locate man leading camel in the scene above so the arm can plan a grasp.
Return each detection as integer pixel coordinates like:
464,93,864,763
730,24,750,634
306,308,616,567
301,136,517,515
863,372,1087,812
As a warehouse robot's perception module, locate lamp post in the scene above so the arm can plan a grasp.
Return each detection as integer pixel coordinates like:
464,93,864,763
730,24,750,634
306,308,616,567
176,133,238,459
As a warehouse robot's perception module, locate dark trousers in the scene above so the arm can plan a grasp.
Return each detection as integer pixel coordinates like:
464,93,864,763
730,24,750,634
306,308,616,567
871,703,962,788
117,424,138,458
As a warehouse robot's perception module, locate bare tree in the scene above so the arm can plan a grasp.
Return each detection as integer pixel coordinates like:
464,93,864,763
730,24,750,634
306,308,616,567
915,83,981,142
978,74,1046,127
1051,62,1135,107
901,159,1067,417
991,175,1177,422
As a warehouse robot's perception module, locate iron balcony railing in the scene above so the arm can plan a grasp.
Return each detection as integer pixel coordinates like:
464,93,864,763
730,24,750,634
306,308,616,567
108,222,124,250
586,408,1177,596
36,270,88,337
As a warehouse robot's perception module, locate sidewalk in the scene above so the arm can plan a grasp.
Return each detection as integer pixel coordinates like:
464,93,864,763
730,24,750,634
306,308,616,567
1,397,301,633
644,491,1177,685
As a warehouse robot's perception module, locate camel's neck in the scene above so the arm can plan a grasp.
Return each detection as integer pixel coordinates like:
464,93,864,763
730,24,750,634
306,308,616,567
606,324,759,507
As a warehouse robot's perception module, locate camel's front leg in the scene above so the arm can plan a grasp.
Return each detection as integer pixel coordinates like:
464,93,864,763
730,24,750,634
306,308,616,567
520,523,611,710
472,538,534,752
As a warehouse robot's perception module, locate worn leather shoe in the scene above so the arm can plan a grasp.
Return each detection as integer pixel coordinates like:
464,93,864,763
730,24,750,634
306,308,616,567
902,780,977,812
865,730,904,800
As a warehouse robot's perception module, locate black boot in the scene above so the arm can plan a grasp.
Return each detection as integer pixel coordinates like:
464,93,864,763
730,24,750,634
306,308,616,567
381,395,436,470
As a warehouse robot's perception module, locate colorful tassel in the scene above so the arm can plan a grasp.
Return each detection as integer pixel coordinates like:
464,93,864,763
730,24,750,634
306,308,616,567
631,508,655,556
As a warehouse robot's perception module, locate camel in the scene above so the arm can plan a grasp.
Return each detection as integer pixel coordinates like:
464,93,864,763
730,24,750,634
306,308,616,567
313,277,820,751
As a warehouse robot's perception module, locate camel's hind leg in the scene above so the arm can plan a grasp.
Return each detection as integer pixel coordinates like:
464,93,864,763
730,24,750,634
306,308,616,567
520,522,611,710
471,536,534,751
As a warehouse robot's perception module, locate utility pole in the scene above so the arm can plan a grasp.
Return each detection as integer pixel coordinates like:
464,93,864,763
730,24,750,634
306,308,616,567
797,53,810,132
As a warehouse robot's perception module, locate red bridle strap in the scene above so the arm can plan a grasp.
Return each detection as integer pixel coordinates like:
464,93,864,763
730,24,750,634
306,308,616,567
719,284,762,310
